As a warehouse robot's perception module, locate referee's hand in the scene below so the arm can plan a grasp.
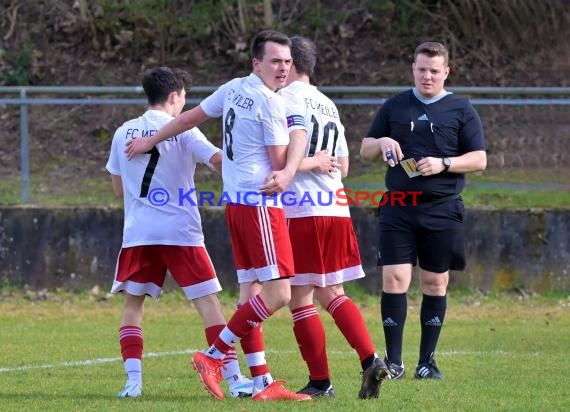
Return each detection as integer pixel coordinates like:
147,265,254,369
379,137,403,167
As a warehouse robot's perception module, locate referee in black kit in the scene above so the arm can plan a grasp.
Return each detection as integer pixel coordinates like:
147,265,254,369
360,41,486,380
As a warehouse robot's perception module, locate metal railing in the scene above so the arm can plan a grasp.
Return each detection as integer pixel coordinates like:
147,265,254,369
1,86,570,202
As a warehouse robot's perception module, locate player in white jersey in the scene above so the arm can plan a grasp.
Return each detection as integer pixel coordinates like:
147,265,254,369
107,67,252,399
123,31,310,402
279,36,388,399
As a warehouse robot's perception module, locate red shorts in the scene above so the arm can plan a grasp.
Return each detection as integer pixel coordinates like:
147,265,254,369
111,245,221,299
287,216,365,287
226,204,295,283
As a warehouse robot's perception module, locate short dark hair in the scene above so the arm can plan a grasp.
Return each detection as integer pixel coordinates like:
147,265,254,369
250,30,291,60
290,36,317,76
141,67,192,105
414,42,449,66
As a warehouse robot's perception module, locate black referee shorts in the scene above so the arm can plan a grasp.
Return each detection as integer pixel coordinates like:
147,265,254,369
376,194,466,273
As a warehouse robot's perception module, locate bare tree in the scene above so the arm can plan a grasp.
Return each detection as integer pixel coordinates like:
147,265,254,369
263,0,272,27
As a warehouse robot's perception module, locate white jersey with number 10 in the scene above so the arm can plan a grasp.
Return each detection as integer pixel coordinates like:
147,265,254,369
279,81,350,218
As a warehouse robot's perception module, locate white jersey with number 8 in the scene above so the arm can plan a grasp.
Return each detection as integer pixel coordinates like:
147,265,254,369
200,73,290,207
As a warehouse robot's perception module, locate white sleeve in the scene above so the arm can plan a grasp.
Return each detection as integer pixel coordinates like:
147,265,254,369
105,131,122,175
200,81,232,118
262,94,290,146
183,127,220,165
336,121,349,158
279,88,307,132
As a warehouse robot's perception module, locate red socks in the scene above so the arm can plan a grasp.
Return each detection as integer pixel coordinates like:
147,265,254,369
328,295,375,361
119,325,143,361
292,304,329,380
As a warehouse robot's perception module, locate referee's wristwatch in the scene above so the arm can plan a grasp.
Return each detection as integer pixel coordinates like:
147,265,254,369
442,157,451,173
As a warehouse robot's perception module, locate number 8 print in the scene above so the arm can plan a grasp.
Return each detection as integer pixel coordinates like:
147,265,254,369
224,108,236,161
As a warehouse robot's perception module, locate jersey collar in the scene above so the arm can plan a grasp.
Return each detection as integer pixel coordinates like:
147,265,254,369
412,88,453,105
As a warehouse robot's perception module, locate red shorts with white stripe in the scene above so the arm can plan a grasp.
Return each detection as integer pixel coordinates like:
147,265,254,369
226,204,295,283
111,245,221,300
287,216,365,287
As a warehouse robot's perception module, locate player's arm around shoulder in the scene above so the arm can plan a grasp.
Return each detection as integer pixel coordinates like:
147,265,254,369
126,106,210,159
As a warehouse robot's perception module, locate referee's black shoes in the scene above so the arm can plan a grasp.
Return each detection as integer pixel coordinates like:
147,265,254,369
384,357,406,380
414,354,443,380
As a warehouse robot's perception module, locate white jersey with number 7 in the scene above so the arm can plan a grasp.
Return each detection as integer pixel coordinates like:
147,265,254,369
106,109,219,247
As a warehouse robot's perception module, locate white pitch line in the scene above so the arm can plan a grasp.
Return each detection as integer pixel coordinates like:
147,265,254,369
0,349,198,373
0,349,511,374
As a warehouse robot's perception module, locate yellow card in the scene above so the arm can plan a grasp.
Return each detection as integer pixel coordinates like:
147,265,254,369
400,158,422,178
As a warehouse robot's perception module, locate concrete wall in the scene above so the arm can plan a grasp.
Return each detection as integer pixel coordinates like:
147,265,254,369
1,206,568,292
